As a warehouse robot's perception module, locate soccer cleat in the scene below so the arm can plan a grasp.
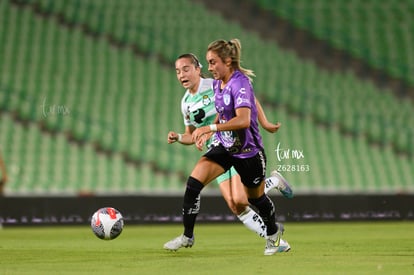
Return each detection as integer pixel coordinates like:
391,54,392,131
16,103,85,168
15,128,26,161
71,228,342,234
163,234,194,251
264,223,286,255
270,170,294,199
278,239,291,253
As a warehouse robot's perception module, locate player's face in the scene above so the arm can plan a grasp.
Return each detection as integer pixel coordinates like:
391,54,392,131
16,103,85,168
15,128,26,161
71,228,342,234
206,51,231,82
175,58,200,92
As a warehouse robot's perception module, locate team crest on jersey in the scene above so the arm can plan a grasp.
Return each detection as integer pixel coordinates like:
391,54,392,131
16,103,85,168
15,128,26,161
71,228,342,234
202,95,211,106
224,94,231,105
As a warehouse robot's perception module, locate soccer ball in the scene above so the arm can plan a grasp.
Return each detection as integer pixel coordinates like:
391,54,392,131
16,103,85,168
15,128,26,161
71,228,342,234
91,207,124,240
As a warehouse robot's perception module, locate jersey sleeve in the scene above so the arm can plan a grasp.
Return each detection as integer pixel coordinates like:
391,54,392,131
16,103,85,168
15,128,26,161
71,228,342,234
232,78,253,109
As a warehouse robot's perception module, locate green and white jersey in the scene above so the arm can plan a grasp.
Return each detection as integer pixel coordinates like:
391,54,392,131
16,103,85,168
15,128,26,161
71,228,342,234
181,78,238,184
181,78,216,129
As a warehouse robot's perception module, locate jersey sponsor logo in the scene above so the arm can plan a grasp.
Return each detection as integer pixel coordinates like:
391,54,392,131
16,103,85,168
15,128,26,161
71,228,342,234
219,129,236,149
239,87,246,94
227,146,239,154
190,108,206,124
237,97,243,105
237,96,250,105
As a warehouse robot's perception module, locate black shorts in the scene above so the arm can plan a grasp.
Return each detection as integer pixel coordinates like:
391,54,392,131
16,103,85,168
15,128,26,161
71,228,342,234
204,144,267,188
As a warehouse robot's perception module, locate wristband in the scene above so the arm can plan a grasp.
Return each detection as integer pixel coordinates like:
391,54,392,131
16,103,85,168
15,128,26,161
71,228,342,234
209,124,218,132
177,134,183,142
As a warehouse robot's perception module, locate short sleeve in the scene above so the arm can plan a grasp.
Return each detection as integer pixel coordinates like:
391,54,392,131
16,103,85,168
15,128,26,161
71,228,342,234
232,78,253,109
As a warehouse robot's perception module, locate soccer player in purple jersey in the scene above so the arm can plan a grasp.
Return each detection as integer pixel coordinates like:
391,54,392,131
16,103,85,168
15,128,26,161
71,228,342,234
164,39,289,255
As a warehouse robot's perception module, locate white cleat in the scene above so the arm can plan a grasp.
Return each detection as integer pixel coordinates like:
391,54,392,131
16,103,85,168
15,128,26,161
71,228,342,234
264,223,289,255
269,170,294,199
163,234,194,251
278,239,291,252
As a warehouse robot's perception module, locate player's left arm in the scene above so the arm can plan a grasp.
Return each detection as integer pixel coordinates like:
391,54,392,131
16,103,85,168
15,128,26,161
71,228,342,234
255,97,281,133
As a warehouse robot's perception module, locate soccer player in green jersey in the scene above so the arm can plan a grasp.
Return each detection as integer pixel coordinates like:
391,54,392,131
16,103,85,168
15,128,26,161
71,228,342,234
165,53,292,249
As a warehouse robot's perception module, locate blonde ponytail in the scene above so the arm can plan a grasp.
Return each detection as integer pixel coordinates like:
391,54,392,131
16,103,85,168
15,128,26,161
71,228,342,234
207,38,255,82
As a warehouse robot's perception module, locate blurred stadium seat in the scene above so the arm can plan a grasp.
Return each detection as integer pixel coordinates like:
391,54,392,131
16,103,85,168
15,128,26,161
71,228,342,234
256,0,414,85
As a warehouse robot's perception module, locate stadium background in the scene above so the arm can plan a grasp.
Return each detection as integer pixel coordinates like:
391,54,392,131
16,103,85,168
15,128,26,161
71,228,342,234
0,0,413,225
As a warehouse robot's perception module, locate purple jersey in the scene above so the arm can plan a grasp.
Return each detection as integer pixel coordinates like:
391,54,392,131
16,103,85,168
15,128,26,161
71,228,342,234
213,70,264,158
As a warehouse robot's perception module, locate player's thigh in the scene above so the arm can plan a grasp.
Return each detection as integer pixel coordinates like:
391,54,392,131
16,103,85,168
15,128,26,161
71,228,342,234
233,150,267,188
190,156,225,184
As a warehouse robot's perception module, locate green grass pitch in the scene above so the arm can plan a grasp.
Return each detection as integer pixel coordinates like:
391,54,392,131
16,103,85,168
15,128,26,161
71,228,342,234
0,222,413,274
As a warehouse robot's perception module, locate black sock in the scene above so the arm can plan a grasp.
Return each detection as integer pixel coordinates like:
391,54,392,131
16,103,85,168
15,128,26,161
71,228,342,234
248,194,277,236
183,176,204,238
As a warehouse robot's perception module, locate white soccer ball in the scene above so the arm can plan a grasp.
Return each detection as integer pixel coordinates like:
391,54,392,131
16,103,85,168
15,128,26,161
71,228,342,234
91,207,124,240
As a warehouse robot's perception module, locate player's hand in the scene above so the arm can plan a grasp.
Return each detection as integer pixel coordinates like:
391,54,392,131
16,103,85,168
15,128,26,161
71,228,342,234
192,126,210,144
263,122,281,133
195,134,208,151
167,131,179,144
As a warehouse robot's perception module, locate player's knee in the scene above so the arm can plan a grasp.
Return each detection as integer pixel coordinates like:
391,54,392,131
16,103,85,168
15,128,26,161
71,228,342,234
233,201,249,216
223,199,242,215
